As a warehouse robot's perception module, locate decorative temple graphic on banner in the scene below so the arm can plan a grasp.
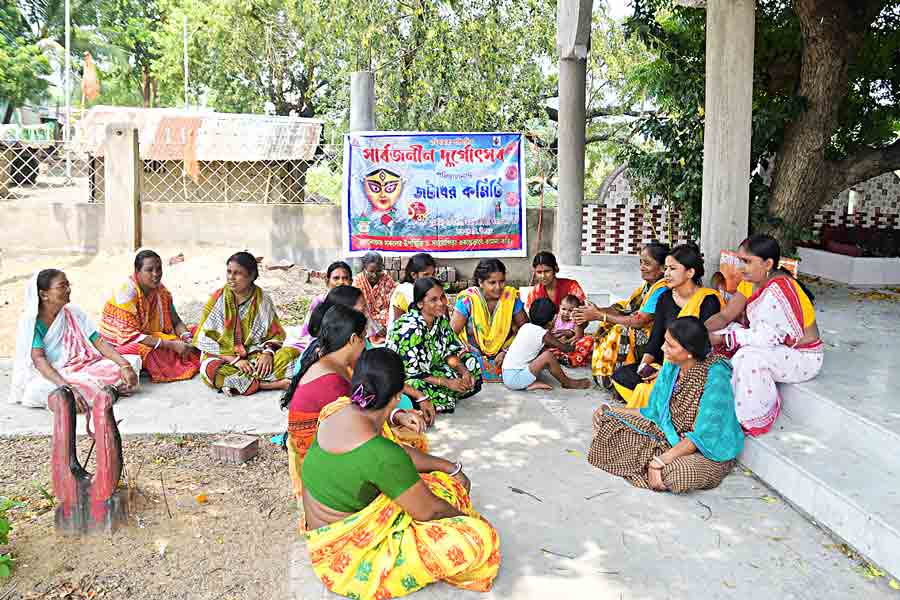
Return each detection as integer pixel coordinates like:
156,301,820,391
342,132,526,257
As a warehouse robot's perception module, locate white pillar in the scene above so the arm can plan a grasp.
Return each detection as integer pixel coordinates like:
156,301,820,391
700,0,755,280
350,71,376,132
555,0,593,266
103,125,142,251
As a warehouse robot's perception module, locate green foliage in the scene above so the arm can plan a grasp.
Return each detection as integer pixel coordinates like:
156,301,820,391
0,496,22,578
151,0,557,136
0,2,51,119
366,0,557,133
621,0,900,238
93,0,165,107
617,6,706,235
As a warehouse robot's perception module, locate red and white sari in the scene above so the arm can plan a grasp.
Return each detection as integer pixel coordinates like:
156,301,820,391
722,277,824,436
10,275,141,409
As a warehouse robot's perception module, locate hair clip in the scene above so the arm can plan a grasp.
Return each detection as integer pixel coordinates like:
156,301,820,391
351,384,376,408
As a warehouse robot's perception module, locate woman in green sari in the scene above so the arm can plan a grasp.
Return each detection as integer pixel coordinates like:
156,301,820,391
388,278,482,413
194,252,300,396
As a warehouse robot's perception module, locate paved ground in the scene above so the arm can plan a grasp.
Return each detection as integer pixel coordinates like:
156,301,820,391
1,368,895,598
3,260,899,597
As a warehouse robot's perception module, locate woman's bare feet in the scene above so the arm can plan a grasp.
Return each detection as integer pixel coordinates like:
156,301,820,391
526,381,553,391
562,377,592,389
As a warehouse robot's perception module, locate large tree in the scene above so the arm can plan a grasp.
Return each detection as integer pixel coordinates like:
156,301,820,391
96,0,164,107
622,0,900,247
151,0,558,135
0,1,51,123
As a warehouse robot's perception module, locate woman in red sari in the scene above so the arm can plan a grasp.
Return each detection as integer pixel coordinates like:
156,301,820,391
526,251,586,310
100,250,200,383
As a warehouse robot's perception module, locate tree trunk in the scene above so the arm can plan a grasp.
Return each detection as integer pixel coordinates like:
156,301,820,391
766,1,866,247
2,104,14,125
142,65,151,108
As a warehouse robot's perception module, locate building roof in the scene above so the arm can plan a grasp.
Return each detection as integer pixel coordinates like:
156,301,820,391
75,106,323,161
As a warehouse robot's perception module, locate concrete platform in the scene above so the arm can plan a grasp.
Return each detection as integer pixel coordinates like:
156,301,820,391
739,282,900,580
2,263,900,595
286,387,892,599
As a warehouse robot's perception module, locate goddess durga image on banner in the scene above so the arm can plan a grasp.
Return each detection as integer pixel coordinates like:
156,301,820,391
363,168,404,212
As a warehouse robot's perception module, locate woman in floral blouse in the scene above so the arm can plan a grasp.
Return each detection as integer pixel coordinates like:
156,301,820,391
388,277,482,413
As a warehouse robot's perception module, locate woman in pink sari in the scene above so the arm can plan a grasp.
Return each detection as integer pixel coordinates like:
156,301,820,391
353,252,396,344
9,269,140,413
711,235,823,435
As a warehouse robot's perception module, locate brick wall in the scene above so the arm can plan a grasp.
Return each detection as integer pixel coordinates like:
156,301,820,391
581,171,690,255
812,171,900,236
582,170,900,255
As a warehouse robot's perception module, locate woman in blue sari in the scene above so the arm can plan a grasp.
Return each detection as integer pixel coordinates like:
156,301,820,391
588,316,743,493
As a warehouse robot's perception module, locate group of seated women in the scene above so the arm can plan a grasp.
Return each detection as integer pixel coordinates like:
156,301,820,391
8,234,825,599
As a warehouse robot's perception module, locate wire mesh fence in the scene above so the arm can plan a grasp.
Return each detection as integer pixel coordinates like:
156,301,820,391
0,140,100,203
136,144,343,204
1,135,559,209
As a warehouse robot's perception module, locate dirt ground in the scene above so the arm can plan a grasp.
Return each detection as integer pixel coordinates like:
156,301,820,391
0,249,328,598
0,434,298,600
0,247,326,358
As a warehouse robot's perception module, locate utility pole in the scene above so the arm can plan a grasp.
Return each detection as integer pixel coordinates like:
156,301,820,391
183,15,189,109
64,0,71,181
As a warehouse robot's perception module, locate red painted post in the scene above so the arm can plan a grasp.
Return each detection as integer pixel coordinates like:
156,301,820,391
48,386,128,535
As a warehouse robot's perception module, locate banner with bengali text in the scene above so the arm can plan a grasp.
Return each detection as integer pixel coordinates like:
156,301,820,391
342,132,526,257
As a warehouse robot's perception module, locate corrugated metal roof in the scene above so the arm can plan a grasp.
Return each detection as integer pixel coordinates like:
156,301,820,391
75,106,323,161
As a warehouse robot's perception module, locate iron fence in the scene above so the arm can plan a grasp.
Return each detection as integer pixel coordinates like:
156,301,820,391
0,140,99,203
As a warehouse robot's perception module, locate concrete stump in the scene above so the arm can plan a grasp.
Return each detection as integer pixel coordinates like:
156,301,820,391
49,385,128,536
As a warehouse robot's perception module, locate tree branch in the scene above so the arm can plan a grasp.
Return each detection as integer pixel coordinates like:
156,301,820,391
829,139,900,194
544,105,653,122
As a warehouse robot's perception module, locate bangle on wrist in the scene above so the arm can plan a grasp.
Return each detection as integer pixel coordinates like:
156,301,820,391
263,347,275,356
153,338,162,351
449,462,462,477
651,456,667,469
230,356,242,366
389,408,403,426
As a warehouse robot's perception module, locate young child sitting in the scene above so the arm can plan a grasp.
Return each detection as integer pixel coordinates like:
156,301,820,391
552,294,586,341
502,298,592,391
550,294,595,367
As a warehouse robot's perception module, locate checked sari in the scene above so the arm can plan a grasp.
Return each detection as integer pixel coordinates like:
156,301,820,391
193,285,299,395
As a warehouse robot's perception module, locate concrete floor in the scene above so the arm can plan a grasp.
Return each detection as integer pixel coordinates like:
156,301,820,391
2,368,893,598
3,262,899,597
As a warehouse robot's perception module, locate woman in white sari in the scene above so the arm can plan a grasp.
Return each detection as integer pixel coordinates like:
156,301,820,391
710,235,823,436
9,269,140,412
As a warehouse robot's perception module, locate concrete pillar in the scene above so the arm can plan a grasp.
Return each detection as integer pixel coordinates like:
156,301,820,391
700,0,755,281
350,71,376,131
555,0,593,266
103,124,142,251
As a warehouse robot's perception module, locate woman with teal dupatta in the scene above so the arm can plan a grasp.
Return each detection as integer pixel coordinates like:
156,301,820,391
588,316,743,493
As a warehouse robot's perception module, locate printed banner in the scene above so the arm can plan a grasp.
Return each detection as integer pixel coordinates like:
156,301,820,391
342,132,526,257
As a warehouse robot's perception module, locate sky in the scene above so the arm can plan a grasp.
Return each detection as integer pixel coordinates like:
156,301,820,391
605,0,633,20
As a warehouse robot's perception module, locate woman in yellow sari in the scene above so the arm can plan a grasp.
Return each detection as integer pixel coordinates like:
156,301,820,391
302,348,500,599
100,250,199,383
575,243,669,388
194,252,300,396
450,258,528,383
611,243,723,408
